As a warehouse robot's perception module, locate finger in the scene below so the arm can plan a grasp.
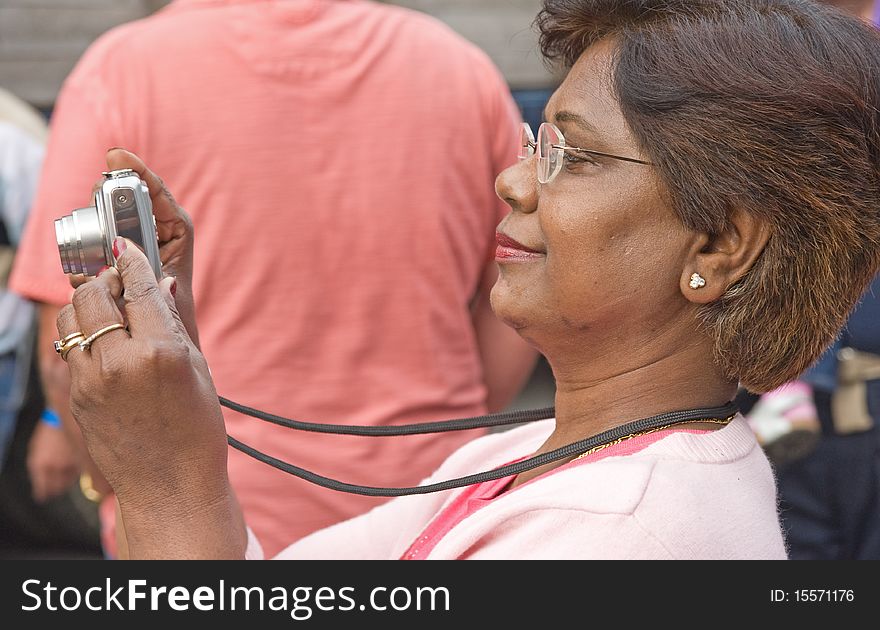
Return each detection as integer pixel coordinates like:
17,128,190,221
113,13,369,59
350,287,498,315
158,276,190,339
68,273,90,289
113,237,181,339
82,178,103,211
70,266,128,361
158,276,176,307
56,304,81,340
159,275,199,345
105,148,180,223
68,267,111,290
96,266,123,298
55,305,96,376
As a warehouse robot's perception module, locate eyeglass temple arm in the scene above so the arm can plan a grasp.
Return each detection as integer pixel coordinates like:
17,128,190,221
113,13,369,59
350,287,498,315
553,144,651,166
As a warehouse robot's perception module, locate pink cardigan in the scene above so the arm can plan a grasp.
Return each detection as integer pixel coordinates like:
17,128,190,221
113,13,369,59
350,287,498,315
248,416,788,559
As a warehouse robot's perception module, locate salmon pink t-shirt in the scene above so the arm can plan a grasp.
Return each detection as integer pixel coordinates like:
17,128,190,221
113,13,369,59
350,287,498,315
10,0,522,556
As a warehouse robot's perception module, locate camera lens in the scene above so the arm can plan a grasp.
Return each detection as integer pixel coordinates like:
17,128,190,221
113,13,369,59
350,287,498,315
54,206,110,276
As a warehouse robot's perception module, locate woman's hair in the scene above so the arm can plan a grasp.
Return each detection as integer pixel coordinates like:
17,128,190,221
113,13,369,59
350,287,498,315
537,0,880,393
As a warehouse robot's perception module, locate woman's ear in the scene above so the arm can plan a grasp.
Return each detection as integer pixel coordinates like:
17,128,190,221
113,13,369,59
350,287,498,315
680,209,771,304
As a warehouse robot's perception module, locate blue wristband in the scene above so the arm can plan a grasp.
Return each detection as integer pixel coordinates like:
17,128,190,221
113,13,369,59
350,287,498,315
40,408,62,429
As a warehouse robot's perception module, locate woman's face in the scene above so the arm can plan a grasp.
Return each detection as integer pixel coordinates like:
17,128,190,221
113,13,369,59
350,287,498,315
492,39,695,352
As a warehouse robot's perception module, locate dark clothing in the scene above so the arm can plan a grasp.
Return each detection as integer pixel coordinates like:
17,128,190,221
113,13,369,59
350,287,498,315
0,336,101,558
776,277,880,559
776,390,880,559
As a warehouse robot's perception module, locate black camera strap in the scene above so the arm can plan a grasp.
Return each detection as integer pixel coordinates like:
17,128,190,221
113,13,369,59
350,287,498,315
219,396,555,435
221,397,739,497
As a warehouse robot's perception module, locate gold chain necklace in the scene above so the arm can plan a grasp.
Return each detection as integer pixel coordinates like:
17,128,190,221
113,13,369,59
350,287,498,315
570,415,736,462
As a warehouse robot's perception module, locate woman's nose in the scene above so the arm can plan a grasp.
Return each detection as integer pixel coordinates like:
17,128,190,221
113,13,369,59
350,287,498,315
495,159,538,215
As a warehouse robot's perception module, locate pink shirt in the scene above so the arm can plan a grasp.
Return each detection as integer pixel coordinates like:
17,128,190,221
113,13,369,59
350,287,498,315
253,416,787,559
399,428,710,560
10,0,521,556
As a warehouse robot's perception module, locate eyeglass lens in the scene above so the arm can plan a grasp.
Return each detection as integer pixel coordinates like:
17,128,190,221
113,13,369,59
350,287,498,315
519,123,535,161
537,123,563,184
520,123,568,184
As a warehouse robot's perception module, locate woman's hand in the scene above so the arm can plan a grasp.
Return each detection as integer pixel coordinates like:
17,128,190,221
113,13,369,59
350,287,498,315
99,149,201,348
57,239,245,558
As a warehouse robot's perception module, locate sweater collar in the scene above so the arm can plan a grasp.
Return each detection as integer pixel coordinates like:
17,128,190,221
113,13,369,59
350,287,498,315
171,0,332,6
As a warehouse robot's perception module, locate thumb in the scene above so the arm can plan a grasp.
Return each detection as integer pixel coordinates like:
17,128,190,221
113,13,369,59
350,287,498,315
106,148,160,195
105,148,180,223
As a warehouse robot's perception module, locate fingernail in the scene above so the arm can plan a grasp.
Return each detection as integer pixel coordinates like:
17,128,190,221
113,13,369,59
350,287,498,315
170,278,177,297
113,237,127,258
96,265,110,277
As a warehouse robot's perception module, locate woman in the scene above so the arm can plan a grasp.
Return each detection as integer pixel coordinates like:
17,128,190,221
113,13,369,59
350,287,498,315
56,0,880,559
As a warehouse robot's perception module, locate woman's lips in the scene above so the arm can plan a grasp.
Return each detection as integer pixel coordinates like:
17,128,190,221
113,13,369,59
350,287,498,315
495,232,544,262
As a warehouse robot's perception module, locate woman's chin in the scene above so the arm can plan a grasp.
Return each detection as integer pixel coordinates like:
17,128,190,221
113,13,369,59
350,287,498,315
489,283,532,332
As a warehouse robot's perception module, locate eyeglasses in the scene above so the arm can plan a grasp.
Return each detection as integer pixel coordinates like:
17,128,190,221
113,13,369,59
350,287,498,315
519,122,651,184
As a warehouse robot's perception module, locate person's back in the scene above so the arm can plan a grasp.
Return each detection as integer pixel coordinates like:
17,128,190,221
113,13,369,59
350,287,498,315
10,0,534,556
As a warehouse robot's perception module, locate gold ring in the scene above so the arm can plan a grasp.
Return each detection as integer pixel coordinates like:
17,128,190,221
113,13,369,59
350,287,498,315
78,323,127,352
54,333,85,360
60,331,86,345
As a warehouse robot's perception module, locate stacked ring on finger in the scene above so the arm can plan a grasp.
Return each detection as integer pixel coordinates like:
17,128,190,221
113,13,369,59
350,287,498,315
78,323,128,352
54,332,86,361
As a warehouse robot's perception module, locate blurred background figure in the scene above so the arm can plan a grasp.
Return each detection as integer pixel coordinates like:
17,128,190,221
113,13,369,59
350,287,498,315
0,86,101,558
7,0,549,558
0,88,45,472
744,0,880,560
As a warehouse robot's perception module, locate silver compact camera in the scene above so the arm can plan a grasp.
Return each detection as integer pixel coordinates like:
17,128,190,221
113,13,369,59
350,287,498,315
55,169,162,280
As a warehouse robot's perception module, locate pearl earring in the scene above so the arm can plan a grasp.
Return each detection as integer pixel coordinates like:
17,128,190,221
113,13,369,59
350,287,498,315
689,273,706,289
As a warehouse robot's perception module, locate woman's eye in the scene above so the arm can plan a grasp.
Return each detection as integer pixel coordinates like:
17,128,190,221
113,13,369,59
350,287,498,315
563,151,599,169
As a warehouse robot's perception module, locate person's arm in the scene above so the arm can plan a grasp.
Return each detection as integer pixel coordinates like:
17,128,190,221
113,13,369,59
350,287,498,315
25,294,84,505
27,303,112,499
471,262,540,412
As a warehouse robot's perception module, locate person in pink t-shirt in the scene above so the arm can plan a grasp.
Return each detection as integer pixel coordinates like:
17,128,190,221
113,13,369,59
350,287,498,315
52,0,880,559
9,0,538,557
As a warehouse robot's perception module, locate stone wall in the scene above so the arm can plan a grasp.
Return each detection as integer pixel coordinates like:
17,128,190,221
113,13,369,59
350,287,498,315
0,1,169,110
0,0,556,111
383,0,556,89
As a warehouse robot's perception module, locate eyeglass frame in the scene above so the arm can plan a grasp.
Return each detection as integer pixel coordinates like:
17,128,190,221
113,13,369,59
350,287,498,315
519,122,652,184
